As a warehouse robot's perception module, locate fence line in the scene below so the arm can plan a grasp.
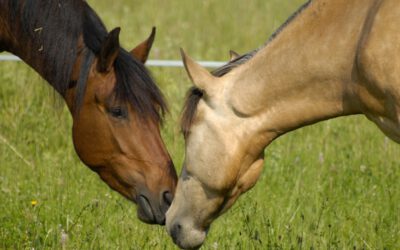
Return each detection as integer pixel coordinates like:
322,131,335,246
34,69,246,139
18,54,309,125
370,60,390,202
0,55,19,61
0,55,225,68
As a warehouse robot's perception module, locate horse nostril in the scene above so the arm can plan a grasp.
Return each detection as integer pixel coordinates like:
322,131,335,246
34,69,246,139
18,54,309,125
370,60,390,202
163,191,173,206
170,223,182,242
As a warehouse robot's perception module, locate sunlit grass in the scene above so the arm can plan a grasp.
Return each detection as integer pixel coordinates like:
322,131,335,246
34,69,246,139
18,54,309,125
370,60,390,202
1,0,399,249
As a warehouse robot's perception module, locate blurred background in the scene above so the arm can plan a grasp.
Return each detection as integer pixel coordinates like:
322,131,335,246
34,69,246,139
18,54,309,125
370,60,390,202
0,0,399,249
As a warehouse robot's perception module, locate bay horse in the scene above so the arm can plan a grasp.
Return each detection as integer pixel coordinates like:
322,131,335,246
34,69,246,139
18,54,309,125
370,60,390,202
166,0,399,247
0,0,177,225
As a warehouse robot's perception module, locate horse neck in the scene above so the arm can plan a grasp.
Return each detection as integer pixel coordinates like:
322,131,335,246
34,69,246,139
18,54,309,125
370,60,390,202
227,0,377,140
0,0,82,98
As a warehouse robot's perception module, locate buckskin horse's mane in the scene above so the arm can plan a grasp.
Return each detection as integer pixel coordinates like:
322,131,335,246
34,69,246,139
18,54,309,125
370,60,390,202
181,0,312,137
6,0,166,122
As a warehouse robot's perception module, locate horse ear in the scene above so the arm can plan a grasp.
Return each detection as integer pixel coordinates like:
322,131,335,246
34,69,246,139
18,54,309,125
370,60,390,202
130,27,156,63
98,27,121,72
180,48,217,93
229,50,240,61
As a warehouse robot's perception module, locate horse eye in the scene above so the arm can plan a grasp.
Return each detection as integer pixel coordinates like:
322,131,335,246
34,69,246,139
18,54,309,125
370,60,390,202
109,107,127,119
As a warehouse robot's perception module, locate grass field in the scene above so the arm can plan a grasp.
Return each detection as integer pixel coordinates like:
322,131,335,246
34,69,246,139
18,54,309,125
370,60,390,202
1,0,399,249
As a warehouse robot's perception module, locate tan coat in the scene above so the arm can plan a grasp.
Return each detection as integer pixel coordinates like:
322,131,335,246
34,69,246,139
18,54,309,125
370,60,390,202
167,0,400,248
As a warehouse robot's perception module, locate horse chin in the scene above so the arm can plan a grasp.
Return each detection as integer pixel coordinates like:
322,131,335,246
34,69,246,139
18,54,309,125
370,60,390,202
175,235,206,250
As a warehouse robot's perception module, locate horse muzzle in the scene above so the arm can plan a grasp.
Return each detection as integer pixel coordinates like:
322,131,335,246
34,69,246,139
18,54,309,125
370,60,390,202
166,218,207,249
136,189,173,225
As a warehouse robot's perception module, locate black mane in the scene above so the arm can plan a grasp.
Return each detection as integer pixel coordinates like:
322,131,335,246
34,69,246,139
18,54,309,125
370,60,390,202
181,0,312,136
6,0,166,122
81,3,166,121
7,0,83,95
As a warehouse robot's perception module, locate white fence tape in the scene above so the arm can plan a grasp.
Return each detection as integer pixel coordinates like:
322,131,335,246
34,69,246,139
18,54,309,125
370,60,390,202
0,55,225,68
0,55,20,61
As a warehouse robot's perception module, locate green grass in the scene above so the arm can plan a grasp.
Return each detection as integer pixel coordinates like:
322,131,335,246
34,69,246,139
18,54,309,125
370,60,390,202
1,0,399,249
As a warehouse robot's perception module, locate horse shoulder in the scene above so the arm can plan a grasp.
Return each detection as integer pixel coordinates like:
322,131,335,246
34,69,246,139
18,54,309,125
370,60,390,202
356,0,400,140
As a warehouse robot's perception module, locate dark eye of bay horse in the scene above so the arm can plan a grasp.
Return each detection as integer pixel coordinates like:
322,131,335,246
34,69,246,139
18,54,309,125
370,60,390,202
0,0,177,225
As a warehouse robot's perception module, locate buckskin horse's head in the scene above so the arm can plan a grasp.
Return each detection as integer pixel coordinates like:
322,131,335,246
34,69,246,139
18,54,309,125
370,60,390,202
66,28,177,225
166,50,266,247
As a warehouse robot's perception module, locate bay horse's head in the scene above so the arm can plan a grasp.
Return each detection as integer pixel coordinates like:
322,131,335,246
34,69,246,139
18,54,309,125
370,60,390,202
166,50,265,247
66,28,177,225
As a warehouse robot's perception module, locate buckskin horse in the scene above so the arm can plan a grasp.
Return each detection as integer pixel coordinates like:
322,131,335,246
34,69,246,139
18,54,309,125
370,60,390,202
0,0,177,225
166,0,398,247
